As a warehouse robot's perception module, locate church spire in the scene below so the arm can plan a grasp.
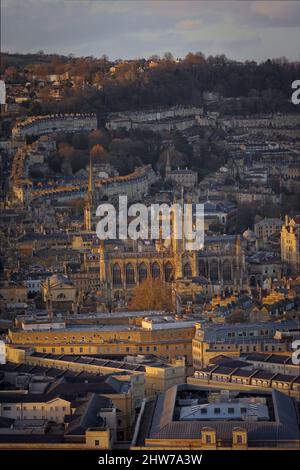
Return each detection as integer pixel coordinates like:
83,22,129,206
84,156,93,231
165,148,171,178
88,154,93,195
99,239,106,283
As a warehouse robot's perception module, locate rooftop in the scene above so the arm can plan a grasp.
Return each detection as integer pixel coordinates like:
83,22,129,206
135,384,300,445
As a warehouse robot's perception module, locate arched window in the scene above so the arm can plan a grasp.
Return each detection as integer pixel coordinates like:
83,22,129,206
138,263,148,283
151,262,160,279
126,263,135,285
223,260,232,281
57,293,66,299
198,259,206,277
210,260,219,282
183,262,192,278
112,263,122,286
164,262,174,282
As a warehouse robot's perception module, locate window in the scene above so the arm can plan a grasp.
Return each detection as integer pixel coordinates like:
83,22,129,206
200,408,207,414
95,440,100,446
126,263,135,284
214,408,221,414
3,406,11,411
205,435,212,444
138,263,148,283
237,435,243,444
210,260,219,282
112,263,122,285
164,262,173,282
183,262,192,278
223,260,232,281
228,408,234,414
151,262,160,279
198,259,206,277
241,408,247,414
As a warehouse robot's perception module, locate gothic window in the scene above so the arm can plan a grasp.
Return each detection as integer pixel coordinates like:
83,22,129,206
151,262,160,279
112,263,122,286
198,259,206,277
183,262,192,278
164,262,174,282
125,263,135,285
210,259,219,282
223,260,232,281
138,263,148,283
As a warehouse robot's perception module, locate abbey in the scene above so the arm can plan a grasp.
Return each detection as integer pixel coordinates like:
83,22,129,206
82,159,247,310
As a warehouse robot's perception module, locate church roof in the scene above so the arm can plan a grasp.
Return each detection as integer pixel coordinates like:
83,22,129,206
48,274,73,288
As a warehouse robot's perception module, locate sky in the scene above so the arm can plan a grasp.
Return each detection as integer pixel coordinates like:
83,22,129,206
2,0,300,61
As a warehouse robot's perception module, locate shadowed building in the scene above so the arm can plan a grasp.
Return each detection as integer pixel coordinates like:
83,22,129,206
131,384,300,449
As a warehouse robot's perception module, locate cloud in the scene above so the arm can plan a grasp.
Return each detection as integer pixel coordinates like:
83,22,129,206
2,0,300,60
250,0,300,27
176,19,202,30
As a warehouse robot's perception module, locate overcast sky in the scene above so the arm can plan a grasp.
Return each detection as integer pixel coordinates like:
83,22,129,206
2,0,300,61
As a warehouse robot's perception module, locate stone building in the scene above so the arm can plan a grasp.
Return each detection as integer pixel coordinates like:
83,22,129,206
165,151,198,188
281,215,300,274
131,384,300,450
254,218,282,241
96,191,246,307
12,113,97,140
40,274,77,312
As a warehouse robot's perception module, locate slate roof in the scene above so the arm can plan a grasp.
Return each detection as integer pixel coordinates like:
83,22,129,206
143,385,300,444
251,370,276,380
65,393,110,436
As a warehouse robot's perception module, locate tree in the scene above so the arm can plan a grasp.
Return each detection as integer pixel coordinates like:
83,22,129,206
72,132,88,150
184,52,206,64
236,202,259,232
163,52,174,62
58,142,75,159
90,144,107,161
88,128,109,147
148,54,160,61
100,54,109,62
129,278,173,311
